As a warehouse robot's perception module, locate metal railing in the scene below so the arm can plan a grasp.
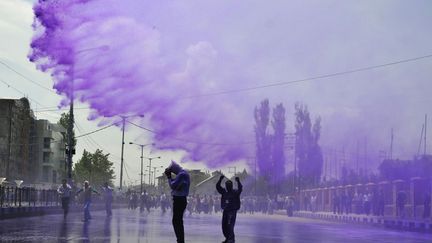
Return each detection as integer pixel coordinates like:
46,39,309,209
0,186,59,208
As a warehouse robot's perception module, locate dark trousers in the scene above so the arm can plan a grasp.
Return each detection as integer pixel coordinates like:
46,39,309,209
172,196,187,243
222,210,237,243
61,197,70,218
105,200,112,216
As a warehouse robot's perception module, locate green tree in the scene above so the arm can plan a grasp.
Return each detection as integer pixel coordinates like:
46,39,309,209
58,112,76,147
73,149,115,187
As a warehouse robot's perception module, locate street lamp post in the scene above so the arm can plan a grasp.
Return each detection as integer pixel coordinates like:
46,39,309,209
129,142,155,194
152,166,163,186
145,156,161,185
119,114,144,190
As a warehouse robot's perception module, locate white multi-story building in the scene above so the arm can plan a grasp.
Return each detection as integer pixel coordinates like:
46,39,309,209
33,120,67,185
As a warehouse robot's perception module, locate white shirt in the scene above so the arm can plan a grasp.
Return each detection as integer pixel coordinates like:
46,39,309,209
57,184,72,198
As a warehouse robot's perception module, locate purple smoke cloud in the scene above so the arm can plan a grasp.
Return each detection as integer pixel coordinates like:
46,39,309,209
29,0,252,167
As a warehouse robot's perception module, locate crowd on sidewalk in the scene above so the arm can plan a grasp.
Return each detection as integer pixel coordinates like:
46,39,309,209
300,190,431,219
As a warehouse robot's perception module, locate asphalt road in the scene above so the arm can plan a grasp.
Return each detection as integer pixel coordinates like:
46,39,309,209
0,208,429,242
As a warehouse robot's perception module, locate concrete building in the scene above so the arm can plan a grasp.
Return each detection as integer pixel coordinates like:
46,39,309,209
0,97,66,186
0,98,34,183
33,119,66,185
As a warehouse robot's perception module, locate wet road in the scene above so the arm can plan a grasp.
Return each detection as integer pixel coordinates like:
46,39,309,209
0,208,429,242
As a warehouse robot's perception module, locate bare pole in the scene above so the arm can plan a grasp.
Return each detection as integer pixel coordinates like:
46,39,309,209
148,158,152,185
425,114,428,156
119,117,126,190
67,68,75,183
390,128,394,160
140,145,144,194
364,137,368,178
417,124,424,156
356,140,359,174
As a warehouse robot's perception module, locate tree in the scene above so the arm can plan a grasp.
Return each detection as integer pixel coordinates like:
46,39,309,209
310,117,323,185
254,99,271,180
271,103,286,186
295,103,323,187
73,149,115,187
58,112,76,147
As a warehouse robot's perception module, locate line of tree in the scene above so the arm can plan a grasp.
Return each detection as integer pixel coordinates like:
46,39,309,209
254,99,286,194
254,100,323,194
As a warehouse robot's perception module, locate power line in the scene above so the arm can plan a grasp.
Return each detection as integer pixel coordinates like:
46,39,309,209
0,59,56,94
35,107,90,112
0,78,46,107
177,53,432,100
0,78,62,120
75,123,118,138
127,121,254,146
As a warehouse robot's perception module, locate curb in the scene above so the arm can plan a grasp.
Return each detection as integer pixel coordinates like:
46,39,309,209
276,210,432,233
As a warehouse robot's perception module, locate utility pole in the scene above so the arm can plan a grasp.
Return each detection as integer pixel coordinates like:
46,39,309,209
119,117,126,190
364,137,368,177
425,114,428,156
140,146,144,193
146,156,161,185
390,128,394,160
254,156,257,196
356,140,359,174
152,166,163,186
67,70,75,182
129,142,154,194
417,124,424,157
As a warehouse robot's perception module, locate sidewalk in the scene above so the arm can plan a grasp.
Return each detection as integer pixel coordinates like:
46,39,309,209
0,203,126,220
276,210,432,233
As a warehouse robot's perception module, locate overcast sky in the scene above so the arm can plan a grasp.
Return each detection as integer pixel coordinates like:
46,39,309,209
1,0,432,186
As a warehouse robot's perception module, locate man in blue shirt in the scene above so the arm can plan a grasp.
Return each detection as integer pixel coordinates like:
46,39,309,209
101,182,113,217
165,161,190,243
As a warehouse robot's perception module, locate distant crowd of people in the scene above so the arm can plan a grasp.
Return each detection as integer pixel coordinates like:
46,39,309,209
301,189,431,219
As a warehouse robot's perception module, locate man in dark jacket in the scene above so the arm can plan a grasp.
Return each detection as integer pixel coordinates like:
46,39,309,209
216,175,242,243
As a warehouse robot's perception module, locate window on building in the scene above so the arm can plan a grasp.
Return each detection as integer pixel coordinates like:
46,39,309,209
43,137,51,149
43,167,49,181
43,152,50,163
52,170,57,183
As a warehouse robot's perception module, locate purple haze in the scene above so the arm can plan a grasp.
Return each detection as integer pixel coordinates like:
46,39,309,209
28,0,253,167
28,0,432,174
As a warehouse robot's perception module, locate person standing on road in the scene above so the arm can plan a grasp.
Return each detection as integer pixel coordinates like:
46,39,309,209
165,161,190,243
76,181,100,222
101,182,113,217
57,179,72,219
216,175,243,243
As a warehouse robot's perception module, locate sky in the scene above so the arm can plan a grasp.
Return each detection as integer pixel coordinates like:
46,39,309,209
1,0,431,186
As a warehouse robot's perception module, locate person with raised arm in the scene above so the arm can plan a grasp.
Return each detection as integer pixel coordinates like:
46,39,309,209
76,181,100,222
164,161,190,243
216,175,242,243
